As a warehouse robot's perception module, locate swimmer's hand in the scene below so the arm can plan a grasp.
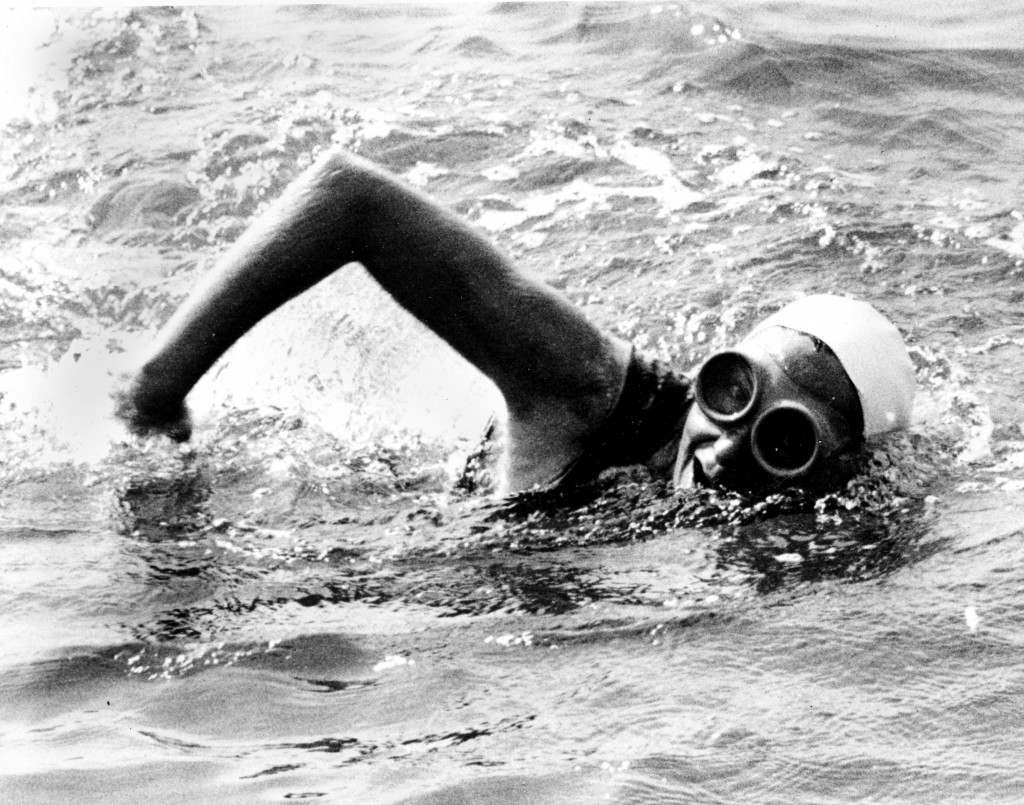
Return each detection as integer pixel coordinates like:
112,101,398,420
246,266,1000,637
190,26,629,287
114,385,192,442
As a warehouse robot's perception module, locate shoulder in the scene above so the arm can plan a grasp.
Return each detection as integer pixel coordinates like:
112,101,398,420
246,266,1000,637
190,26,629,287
503,348,692,492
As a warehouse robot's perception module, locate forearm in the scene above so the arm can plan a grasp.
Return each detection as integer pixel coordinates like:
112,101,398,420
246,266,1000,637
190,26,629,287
130,151,373,411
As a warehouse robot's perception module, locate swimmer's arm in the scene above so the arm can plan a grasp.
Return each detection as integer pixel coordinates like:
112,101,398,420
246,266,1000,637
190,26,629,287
121,150,629,487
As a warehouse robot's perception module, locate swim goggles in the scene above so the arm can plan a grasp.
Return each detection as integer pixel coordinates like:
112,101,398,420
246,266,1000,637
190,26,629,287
692,344,856,481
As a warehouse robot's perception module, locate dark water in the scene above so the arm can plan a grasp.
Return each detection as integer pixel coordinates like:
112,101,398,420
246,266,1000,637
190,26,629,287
3,4,1024,802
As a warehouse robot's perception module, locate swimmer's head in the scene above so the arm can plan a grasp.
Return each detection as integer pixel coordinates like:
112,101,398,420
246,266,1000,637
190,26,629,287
675,295,915,494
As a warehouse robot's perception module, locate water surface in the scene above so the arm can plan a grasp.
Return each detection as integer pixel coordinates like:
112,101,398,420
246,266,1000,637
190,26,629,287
2,4,1024,803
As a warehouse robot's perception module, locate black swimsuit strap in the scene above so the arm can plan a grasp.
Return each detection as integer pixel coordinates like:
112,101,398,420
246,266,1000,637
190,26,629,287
550,350,692,489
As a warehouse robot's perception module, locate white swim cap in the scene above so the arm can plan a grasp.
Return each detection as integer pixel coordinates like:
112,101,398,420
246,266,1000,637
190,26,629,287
751,294,915,438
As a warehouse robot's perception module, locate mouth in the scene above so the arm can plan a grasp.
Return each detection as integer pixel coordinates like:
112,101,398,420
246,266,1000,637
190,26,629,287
677,453,710,489
678,446,764,494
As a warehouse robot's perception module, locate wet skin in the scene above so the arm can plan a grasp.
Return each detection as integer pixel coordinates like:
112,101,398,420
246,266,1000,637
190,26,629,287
118,150,630,493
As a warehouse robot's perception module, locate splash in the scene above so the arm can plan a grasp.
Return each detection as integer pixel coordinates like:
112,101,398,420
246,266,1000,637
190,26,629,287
0,329,157,476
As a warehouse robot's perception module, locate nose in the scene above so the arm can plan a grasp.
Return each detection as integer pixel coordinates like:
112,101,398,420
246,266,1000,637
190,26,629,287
710,427,749,468
692,425,751,487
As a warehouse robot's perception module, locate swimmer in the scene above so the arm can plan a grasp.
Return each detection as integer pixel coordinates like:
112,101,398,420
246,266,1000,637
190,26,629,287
117,150,915,496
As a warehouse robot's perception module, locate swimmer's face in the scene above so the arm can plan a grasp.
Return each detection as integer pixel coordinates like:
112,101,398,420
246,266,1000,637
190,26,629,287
675,327,865,495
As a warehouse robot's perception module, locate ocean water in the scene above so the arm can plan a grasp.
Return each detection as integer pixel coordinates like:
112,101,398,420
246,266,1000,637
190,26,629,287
2,3,1024,803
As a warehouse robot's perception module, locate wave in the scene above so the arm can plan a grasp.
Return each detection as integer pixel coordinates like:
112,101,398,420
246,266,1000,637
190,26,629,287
648,38,1024,104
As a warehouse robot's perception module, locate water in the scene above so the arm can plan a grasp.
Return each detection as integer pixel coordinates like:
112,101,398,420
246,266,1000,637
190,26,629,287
2,3,1024,802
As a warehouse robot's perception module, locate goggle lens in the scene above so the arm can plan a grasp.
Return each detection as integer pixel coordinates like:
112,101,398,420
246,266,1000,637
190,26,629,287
695,352,757,421
751,404,820,476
